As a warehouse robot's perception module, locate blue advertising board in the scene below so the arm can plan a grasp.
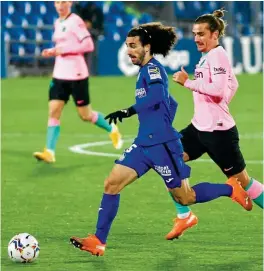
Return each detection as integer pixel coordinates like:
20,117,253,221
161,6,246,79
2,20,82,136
97,36,263,76
1,30,7,78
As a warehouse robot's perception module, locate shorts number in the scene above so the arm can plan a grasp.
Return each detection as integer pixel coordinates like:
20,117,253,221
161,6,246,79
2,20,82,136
125,144,137,153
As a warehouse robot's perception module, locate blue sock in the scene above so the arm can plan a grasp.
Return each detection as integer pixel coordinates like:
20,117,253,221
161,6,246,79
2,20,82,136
95,193,120,243
192,183,232,203
46,125,60,151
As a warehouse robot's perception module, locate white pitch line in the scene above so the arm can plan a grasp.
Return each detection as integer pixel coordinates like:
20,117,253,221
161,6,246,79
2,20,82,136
68,139,264,165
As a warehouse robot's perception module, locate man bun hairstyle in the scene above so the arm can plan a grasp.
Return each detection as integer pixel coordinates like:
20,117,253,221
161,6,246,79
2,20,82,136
212,9,225,18
195,8,227,38
127,22,177,57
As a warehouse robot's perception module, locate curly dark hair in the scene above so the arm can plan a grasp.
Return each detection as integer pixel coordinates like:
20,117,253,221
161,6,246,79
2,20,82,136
127,22,177,57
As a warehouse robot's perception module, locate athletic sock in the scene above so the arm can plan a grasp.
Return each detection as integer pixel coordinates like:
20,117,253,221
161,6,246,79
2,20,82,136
95,193,120,243
46,118,60,152
91,111,112,132
192,182,232,203
245,178,263,208
168,191,191,218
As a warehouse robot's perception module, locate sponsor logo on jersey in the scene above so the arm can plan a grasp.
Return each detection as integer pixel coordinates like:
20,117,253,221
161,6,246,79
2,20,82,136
213,67,226,75
154,165,172,176
195,71,203,78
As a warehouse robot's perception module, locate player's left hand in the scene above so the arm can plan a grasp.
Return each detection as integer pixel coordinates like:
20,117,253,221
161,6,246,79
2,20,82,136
54,48,62,56
41,48,61,57
173,66,189,86
105,108,136,124
41,48,56,57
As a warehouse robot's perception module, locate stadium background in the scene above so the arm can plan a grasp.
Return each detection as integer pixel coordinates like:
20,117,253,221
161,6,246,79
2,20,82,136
1,1,263,271
1,1,263,77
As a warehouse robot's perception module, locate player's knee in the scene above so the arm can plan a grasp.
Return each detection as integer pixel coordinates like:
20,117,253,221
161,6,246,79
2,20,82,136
104,176,120,194
79,114,93,122
48,102,64,119
177,194,196,206
49,109,60,119
177,197,190,206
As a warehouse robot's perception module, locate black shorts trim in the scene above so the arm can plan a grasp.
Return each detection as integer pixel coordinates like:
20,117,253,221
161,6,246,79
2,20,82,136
49,77,90,106
180,124,206,161
180,123,246,177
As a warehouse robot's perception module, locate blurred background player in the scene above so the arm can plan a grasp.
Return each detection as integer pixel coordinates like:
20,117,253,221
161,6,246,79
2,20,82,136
33,1,123,163
69,23,251,256
166,8,263,240
74,1,104,75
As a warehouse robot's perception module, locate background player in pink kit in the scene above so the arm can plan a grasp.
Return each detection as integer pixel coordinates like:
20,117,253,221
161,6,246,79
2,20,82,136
33,1,123,163
166,8,263,240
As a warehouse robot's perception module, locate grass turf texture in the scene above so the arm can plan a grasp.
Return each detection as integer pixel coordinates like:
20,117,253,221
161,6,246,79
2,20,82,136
1,74,263,271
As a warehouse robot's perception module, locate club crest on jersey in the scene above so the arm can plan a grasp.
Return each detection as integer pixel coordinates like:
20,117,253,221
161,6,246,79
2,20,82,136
148,66,161,80
136,88,146,98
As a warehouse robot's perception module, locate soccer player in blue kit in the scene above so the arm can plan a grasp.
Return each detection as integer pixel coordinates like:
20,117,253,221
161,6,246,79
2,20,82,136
70,22,252,256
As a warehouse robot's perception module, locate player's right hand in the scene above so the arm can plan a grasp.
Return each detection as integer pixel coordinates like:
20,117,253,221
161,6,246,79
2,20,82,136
173,66,189,86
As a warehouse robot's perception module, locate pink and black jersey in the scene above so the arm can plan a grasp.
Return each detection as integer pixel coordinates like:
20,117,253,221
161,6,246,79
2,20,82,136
184,46,239,131
52,13,94,80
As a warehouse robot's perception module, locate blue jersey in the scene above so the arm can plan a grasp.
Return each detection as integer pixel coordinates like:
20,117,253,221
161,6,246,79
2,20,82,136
133,58,181,146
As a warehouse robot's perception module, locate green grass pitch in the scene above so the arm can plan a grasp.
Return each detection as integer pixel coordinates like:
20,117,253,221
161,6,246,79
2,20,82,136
1,74,263,271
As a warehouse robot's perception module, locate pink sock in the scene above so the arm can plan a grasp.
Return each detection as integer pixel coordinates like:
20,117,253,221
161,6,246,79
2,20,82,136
91,111,99,124
246,179,263,199
48,118,60,126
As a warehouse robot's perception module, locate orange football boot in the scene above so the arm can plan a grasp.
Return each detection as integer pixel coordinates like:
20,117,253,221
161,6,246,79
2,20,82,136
70,234,106,256
226,177,253,211
166,211,198,240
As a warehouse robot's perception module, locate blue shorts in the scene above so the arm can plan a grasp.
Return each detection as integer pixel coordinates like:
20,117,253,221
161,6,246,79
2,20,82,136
115,139,191,189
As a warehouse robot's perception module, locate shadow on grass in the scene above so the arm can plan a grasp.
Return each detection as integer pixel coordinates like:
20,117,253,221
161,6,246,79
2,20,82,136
29,162,85,177
154,253,257,271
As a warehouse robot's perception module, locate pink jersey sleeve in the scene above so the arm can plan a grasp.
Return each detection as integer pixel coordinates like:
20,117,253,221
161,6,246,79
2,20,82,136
59,36,94,55
226,71,239,103
184,49,230,98
57,16,94,55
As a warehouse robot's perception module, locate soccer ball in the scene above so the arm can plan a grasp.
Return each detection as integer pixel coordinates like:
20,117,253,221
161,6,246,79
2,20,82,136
8,233,40,263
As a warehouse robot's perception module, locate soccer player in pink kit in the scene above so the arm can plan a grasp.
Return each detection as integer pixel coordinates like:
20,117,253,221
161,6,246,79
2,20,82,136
166,9,263,240
33,1,123,163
